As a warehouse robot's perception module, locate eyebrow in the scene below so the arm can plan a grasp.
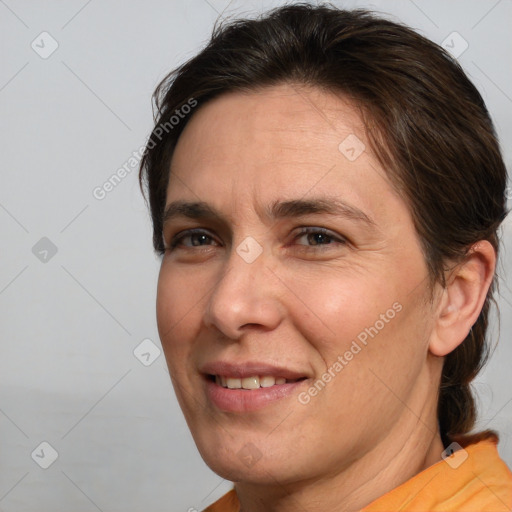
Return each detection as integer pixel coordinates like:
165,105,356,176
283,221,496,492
162,197,376,228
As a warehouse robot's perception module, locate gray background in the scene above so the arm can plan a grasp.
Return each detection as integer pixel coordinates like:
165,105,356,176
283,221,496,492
0,0,511,511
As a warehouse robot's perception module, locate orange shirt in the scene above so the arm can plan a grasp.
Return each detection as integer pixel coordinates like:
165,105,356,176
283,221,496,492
203,437,512,511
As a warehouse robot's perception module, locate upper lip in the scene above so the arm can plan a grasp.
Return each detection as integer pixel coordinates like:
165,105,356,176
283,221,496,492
200,361,309,380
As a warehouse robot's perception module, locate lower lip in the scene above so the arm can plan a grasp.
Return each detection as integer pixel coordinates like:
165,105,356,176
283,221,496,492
205,378,307,412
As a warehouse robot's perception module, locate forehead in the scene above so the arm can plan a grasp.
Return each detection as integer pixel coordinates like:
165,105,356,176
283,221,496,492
166,83,399,224
172,83,367,170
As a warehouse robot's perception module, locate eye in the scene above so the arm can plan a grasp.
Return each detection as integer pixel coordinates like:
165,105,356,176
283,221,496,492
169,229,220,249
165,227,347,252
293,227,347,249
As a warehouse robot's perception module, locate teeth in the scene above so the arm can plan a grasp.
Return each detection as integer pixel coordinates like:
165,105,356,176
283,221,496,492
260,375,275,388
215,375,298,389
241,376,260,389
226,377,242,389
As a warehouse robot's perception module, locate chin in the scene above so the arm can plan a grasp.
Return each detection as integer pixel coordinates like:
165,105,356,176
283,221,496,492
195,436,310,486
205,459,270,483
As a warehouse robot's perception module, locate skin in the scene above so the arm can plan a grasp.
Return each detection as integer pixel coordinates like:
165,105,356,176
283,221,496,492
156,83,496,511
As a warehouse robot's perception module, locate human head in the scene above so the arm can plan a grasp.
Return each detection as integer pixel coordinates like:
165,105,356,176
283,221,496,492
139,2,508,476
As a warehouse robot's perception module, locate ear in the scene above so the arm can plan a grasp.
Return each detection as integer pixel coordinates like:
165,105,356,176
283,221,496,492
429,241,496,357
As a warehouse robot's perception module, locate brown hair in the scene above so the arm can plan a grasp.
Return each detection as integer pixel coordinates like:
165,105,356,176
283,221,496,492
139,3,508,447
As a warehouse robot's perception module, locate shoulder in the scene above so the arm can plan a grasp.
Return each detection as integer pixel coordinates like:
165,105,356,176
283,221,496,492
202,489,239,512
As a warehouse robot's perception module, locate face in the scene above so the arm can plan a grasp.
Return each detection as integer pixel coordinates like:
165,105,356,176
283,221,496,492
157,84,439,484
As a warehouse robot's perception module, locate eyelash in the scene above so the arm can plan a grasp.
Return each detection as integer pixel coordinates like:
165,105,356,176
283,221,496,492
168,227,347,251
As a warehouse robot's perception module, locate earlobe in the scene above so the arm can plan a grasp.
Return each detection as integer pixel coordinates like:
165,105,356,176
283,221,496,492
429,241,496,357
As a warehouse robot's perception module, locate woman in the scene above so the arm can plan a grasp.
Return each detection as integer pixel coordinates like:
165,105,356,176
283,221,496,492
139,4,511,511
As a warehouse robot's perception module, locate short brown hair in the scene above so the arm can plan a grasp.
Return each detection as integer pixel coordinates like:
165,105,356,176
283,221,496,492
139,3,509,447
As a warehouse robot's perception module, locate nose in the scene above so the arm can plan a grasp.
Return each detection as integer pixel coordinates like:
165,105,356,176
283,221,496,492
203,242,284,340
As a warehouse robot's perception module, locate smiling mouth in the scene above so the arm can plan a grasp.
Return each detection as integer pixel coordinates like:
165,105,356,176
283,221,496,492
208,374,307,390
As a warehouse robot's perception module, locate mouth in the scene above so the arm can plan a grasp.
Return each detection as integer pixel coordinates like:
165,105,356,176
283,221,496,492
203,371,309,412
200,361,311,412
207,374,307,390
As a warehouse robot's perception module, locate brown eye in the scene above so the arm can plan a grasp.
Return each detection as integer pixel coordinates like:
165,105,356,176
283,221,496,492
170,229,219,249
294,227,347,248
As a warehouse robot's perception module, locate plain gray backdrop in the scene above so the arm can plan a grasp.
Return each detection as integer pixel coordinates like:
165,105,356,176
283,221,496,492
1,0,511,511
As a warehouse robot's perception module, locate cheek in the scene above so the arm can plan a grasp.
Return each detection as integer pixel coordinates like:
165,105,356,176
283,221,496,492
284,266,400,358
288,263,429,392
156,262,200,364
156,265,205,420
